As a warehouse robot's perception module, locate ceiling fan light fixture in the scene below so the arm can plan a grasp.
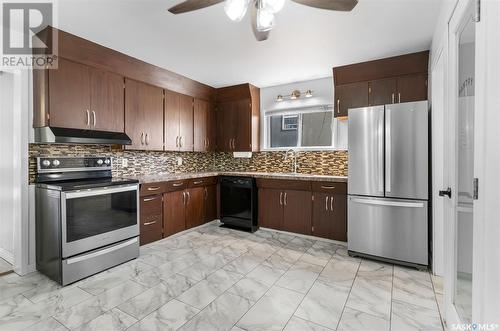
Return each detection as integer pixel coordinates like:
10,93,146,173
305,89,313,97
262,0,285,13
224,0,249,22
256,8,275,31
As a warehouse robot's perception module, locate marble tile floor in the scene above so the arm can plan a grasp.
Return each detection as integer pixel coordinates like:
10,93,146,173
0,257,13,276
0,223,445,331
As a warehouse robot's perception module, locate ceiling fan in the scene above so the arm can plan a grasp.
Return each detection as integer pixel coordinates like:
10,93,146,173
167,0,358,41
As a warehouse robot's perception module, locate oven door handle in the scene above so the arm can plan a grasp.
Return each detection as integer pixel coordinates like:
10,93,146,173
66,237,138,265
64,184,138,199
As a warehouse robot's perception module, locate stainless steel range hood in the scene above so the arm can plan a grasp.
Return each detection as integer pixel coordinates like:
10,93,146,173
35,127,132,145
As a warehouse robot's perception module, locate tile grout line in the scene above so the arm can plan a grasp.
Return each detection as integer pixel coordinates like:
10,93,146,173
333,256,363,331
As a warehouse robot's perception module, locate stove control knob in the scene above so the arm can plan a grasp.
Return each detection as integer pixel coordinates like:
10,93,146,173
104,159,111,165
42,160,51,167
52,159,60,167
97,159,104,165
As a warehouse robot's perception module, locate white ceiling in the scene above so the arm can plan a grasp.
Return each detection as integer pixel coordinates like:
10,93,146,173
55,0,442,88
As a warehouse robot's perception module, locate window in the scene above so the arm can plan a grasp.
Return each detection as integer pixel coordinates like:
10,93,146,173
264,106,346,150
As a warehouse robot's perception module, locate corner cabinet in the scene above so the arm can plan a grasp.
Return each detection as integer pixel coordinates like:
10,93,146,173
216,83,260,152
125,79,164,150
333,51,429,117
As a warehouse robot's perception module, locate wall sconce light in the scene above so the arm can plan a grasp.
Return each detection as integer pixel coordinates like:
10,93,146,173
275,89,313,102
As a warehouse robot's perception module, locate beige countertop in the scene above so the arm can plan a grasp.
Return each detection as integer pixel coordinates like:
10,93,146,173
126,171,348,184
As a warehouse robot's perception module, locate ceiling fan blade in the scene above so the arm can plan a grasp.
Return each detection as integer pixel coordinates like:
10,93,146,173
168,0,224,14
290,0,358,11
251,4,270,42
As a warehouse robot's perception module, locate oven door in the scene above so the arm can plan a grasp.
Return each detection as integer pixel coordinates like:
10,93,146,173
61,184,139,258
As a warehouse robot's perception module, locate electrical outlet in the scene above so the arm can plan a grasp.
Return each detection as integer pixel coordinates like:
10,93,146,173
176,157,183,166
122,158,128,168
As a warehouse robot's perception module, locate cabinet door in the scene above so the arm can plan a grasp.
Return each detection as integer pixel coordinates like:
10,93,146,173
90,68,124,133
125,79,163,150
207,103,216,151
282,190,312,235
185,187,204,229
335,82,369,117
258,188,283,230
312,192,333,239
369,78,397,106
140,195,163,245
204,185,218,222
194,98,209,152
331,194,347,242
163,190,186,237
397,74,428,103
49,58,90,130
179,94,194,151
165,90,181,151
234,99,251,151
216,102,236,152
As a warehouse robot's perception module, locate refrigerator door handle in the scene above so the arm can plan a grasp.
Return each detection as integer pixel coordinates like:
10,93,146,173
378,110,384,193
350,197,424,208
385,108,392,193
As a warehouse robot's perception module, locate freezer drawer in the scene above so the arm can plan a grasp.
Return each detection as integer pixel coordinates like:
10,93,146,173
348,196,428,266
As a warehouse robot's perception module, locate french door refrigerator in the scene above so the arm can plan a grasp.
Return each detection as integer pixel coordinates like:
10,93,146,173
347,100,429,268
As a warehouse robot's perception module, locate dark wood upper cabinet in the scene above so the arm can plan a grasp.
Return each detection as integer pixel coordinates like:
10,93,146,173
90,68,125,133
282,190,312,235
125,79,164,150
369,78,397,106
165,91,194,151
48,58,91,130
335,82,369,117
194,99,215,152
333,51,429,117
397,74,428,103
216,83,260,152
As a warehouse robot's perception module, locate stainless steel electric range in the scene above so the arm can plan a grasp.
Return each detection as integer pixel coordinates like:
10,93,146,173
35,156,140,285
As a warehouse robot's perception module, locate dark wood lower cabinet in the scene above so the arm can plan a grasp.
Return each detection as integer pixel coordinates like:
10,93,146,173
312,192,347,241
204,185,217,222
139,195,163,246
185,187,204,228
282,190,312,235
258,188,283,230
163,190,186,237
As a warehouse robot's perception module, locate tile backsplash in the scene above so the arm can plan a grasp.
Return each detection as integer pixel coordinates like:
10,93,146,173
29,144,348,183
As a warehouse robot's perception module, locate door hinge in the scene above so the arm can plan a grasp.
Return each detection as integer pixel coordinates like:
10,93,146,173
473,178,479,200
474,0,481,22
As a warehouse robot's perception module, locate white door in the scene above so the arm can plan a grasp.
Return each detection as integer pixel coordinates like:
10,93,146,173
443,0,477,326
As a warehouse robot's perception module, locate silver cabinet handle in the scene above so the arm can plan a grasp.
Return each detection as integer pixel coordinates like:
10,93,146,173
337,99,340,114
141,132,145,145
143,196,160,202
145,133,150,145
325,196,328,210
179,136,183,148
92,110,96,127
385,108,392,193
143,221,157,226
172,182,184,187
186,191,191,204
398,92,401,103
279,192,283,205
86,109,90,126
204,187,208,200
392,93,395,104
147,186,161,191
284,192,287,206
193,180,203,185
182,191,186,205
330,196,334,211
321,185,336,190
175,136,179,148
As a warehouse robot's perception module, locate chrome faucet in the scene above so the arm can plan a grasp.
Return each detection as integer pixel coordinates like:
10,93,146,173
284,149,299,173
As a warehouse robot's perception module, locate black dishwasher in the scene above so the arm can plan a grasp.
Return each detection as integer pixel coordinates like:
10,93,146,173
220,176,258,232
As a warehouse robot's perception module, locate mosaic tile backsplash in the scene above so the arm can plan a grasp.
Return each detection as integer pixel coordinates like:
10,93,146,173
29,144,348,183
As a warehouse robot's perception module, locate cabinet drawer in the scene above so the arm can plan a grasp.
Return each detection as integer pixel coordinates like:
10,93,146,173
140,183,166,196
188,176,217,188
256,179,311,191
140,214,162,233
140,195,162,216
165,180,187,192
311,182,347,194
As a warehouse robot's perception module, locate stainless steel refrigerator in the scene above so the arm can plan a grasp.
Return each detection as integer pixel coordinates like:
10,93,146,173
347,100,429,268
